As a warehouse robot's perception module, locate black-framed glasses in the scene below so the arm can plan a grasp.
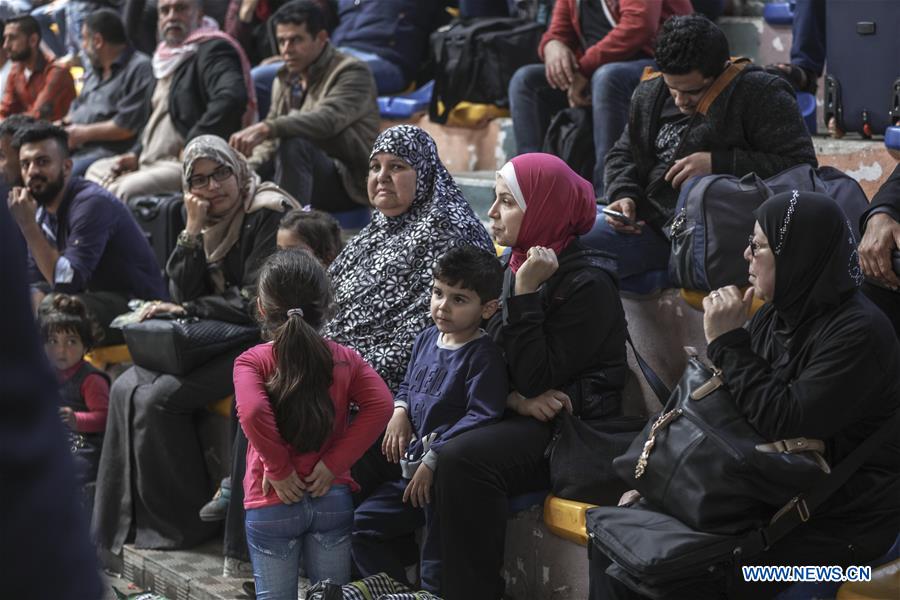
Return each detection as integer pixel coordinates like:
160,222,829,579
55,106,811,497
748,234,768,257
188,165,233,190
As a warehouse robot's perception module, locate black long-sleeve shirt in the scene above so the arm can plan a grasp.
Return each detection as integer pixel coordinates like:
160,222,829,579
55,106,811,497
166,209,281,324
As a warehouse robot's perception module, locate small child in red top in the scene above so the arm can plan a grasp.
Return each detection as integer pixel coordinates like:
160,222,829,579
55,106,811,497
234,249,392,595
39,294,110,485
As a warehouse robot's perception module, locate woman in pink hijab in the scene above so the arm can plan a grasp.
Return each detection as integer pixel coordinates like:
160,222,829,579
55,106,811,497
433,154,629,600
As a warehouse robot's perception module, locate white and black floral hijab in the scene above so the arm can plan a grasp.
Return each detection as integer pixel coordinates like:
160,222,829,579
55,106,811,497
323,125,493,391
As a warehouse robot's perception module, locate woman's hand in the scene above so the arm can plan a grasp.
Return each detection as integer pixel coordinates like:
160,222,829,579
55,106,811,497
702,286,754,343
59,407,76,429
515,246,559,295
402,463,433,508
304,460,335,498
139,301,186,321
618,489,641,507
507,389,572,422
382,407,412,463
184,193,210,235
262,471,306,504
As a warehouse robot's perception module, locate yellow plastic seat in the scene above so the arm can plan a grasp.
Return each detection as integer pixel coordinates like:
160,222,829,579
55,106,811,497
681,288,766,316
432,100,510,129
209,395,234,418
543,495,598,546
85,344,132,370
837,558,900,599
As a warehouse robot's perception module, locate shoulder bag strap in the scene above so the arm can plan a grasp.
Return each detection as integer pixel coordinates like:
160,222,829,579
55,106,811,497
625,332,671,404
696,58,750,116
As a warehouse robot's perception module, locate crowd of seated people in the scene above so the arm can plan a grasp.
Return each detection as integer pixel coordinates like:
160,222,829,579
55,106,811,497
1,2,898,600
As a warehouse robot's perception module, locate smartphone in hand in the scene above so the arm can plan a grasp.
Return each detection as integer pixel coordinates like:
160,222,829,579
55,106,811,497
601,207,638,228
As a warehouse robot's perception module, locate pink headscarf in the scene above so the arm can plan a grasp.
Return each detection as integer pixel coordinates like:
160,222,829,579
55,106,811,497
499,153,597,273
152,17,258,126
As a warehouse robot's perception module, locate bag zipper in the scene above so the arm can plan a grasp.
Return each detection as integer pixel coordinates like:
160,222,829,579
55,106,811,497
690,367,724,400
680,409,744,462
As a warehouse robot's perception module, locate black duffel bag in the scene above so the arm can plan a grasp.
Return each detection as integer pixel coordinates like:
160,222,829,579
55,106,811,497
612,352,831,535
542,106,595,184
428,17,543,124
123,317,259,376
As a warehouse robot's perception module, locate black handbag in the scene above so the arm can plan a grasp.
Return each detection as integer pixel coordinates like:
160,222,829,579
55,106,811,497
123,317,260,376
428,17,543,124
613,351,832,535
589,411,900,597
542,107,595,184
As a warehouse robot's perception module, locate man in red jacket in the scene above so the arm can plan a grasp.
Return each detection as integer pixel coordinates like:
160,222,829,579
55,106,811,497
508,0,692,197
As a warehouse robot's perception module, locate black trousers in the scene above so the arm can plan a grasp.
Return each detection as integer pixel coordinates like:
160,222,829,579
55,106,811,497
862,281,900,339
588,515,898,600
434,414,553,600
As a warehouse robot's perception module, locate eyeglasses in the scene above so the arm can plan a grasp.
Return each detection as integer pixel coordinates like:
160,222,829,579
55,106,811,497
188,165,233,190
748,234,769,257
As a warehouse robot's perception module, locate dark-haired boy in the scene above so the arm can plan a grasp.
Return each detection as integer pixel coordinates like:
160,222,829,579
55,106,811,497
228,0,379,213
6,122,166,338
587,14,817,293
352,245,508,594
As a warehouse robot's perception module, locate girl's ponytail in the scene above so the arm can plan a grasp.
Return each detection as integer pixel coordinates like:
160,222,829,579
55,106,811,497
257,250,335,453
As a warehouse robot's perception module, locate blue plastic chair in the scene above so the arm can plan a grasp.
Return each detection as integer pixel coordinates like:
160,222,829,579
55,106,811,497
886,126,900,152
378,81,435,120
331,207,372,230
764,2,795,27
797,92,817,135
507,490,549,516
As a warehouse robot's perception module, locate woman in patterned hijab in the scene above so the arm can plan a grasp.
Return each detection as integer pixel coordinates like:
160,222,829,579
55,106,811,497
323,125,493,393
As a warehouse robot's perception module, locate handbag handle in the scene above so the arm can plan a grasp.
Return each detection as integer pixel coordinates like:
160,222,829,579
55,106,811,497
625,332,671,405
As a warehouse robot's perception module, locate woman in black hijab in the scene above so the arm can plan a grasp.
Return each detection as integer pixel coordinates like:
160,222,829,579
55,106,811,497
594,191,900,599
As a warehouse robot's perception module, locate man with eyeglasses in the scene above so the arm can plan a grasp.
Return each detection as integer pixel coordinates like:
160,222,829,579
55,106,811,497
85,0,252,202
585,14,816,294
228,0,379,214
6,122,166,342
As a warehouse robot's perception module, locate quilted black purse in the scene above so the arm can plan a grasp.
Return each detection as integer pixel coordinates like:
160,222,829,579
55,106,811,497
613,351,831,535
123,317,260,376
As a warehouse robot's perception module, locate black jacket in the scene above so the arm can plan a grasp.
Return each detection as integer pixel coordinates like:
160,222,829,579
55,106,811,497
861,163,900,232
487,240,628,418
168,38,249,143
708,294,900,529
166,208,281,324
605,66,817,232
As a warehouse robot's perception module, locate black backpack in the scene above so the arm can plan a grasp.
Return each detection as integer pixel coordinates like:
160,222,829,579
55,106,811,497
542,106,595,184
428,17,543,124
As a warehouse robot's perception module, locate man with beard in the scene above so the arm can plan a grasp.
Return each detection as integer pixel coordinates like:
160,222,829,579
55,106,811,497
86,0,253,202
62,10,153,177
0,114,36,199
7,123,166,341
0,16,75,121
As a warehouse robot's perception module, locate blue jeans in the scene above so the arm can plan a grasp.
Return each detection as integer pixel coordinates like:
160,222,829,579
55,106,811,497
245,484,353,599
790,0,826,77
580,206,672,294
339,47,408,95
508,58,655,197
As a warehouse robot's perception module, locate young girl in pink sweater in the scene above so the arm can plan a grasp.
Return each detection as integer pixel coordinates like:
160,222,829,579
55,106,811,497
234,249,392,596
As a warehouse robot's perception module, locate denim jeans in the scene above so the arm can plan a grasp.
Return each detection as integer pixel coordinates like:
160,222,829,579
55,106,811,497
790,0,826,77
580,206,672,294
508,58,655,197
245,484,353,599
339,47,408,95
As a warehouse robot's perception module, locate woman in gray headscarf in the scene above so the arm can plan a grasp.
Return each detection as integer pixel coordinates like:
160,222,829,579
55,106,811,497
93,135,298,554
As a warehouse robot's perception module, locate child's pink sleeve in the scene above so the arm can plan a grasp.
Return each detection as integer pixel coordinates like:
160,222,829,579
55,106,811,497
234,347,295,481
75,374,109,433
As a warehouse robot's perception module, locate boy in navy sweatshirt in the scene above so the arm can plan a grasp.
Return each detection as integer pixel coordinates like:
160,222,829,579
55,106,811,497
352,245,508,593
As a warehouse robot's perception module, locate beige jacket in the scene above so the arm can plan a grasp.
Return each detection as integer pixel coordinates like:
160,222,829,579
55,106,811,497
250,44,380,206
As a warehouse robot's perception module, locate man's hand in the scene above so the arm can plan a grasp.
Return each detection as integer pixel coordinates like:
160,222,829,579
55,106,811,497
262,471,306,504
110,153,139,176
304,460,335,497
382,407,413,463
702,286,754,344
7,187,38,229
402,463,434,508
567,72,591,108
665,152,712,190
605,197,643,235
65,124,86,150
183,193,210,235
514,246,559,295
543,40,578,90
859,212,900,289
229,122,272,157
59,407,77,429
507,389,572,422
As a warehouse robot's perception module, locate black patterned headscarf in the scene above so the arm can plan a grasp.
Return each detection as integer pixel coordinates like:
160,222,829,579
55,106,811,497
323,125,493,391
755,190,863,342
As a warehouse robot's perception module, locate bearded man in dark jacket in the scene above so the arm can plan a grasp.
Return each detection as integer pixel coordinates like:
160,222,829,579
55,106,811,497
86,0,252,201
585,14,817,294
